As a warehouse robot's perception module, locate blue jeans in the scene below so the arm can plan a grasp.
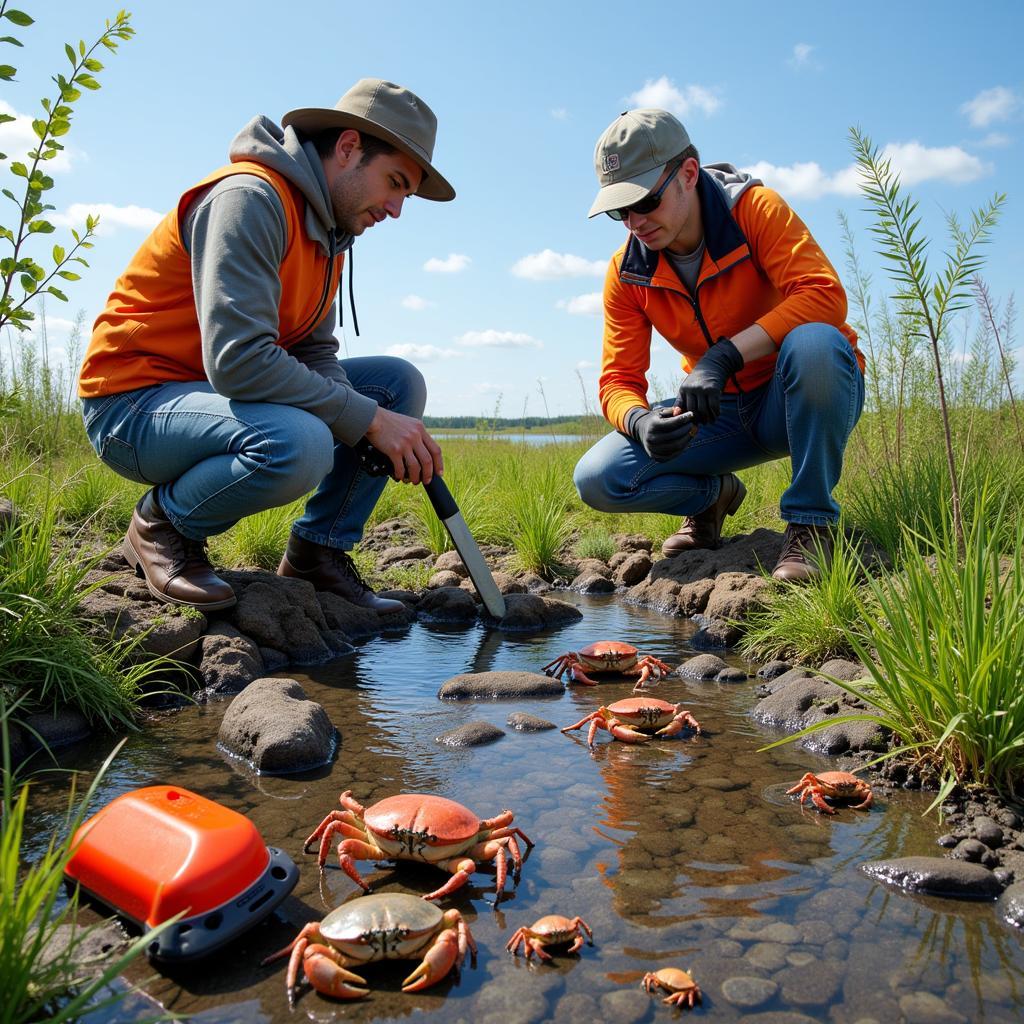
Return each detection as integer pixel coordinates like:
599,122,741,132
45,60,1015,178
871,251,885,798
574,324,865,525
81,356,425,547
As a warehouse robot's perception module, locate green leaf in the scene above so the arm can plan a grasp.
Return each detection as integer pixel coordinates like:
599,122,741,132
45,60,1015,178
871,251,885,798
0,114,14,126
4,9,34,26
0,35,24,46
56,270,79,280
0,64,15,81
50,119,70,138
9,161,27,177
2,188,16,201
47,286,68,301
83,57,104,72
27,220,55,234
19,272,35,292
52,244,66,262
31,118,47,139
76,73,100,91
65,42,76,65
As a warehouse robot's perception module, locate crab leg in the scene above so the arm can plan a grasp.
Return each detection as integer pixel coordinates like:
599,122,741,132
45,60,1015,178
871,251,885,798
336,838,389,889
403,910,475,992
656,709,702,737
485,824,534,854
566,664,600,685
422,856,477,901
308,816,369,864
303,943,370,1001
542,654,573,678
607,719,651,743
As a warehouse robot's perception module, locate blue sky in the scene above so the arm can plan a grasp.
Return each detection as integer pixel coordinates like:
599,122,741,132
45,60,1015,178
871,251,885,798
7,0,1023,418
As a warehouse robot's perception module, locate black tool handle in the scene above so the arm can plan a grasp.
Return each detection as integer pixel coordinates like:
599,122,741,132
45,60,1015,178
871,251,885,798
353,439,456,518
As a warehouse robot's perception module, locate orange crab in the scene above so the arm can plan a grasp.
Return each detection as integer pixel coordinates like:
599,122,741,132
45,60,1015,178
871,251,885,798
305,791,534,902
543,641,673,691
262,892,475,1004
641,967,702,1009
505,913,593,960
561,697,701,747
786,771,873,815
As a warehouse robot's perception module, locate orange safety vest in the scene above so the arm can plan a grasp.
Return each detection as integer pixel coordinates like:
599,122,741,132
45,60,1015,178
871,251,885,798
79,161,343,398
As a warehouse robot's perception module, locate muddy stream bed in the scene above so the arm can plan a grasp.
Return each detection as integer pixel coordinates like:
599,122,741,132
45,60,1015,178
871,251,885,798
25,594,1024,1022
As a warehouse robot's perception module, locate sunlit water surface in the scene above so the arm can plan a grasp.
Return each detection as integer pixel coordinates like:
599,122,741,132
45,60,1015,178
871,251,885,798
26,594,1024,1023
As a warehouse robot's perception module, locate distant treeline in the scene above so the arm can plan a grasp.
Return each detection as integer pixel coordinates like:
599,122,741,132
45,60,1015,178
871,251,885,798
423,415,607,434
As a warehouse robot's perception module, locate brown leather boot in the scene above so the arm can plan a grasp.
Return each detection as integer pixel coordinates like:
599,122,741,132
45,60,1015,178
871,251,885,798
661,474,746,557
277,533,404,613
771,523,834,582
123,491,236,611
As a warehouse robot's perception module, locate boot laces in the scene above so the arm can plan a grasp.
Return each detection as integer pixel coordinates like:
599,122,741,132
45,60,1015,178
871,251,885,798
780,523,822,562
329,549,369,593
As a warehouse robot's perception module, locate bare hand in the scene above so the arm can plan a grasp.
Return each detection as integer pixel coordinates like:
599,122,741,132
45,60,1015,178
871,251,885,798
363,407,443,485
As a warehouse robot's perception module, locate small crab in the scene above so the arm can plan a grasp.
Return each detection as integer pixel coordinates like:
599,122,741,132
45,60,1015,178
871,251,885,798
561,697,701,746
544,641,673,691
505,914,593,961
786,771,873,815
641,967,702,1009
261,892,476,1004
305,791,534,901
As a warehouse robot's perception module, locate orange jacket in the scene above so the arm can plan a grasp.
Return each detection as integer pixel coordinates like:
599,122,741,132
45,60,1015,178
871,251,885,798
599,168,862,432
78,161,344,398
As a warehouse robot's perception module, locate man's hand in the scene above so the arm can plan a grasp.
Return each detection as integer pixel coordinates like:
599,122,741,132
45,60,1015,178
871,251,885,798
673,337,745,424
626,407,698,462
364,407,443,485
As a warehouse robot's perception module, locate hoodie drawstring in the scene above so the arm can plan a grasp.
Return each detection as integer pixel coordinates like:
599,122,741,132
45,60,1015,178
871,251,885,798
337,240,360,338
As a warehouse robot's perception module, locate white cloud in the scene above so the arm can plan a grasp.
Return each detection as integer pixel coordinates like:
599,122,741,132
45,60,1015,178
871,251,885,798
0,101,74,172
557,292,603,316
401,294,433,310
423,253,470,273
960,86,1020,127
474,382,503,394
50,202,162,235
576,360,596,370
978,132,1012,148
625,76,721,118
742,141,988,200
551,107,568,121
458,329,543,350
511,249,605,280
385,343,461,361
787,43,821,71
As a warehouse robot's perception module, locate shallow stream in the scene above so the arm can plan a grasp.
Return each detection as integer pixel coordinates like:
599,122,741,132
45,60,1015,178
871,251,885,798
27,594,1024,1022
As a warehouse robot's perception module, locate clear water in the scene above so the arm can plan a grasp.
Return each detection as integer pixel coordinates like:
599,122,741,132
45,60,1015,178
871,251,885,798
27,594,1024,1023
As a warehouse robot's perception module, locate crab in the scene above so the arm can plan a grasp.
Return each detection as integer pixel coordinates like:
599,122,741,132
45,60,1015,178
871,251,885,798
786,771,873,815
543,641,673,691
262,892,476,1004
641,967,702,1009
561,697,701,746
505,914,593,960
304,791,534,902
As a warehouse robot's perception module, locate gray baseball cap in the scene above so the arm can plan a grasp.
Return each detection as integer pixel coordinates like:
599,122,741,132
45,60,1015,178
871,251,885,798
283,78,455,201
588,108,690,218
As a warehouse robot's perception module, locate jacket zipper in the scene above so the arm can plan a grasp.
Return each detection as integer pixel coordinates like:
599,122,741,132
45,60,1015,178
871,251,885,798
294,227,337,340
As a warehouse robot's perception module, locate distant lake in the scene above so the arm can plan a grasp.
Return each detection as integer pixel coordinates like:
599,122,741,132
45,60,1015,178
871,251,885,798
431,432,594,445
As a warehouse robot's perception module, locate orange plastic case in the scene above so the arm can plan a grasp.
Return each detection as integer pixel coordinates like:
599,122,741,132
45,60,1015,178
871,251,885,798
65,785,297,961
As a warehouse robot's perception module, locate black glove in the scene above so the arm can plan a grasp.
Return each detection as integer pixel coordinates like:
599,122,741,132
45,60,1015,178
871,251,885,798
675,337,744,424
625,406,697,462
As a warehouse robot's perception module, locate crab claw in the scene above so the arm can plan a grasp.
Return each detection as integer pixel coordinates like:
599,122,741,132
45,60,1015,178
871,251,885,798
402,927,461,992
303,944,370,1001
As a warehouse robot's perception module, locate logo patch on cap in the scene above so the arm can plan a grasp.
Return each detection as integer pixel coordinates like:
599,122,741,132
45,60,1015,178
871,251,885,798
602,153,620,173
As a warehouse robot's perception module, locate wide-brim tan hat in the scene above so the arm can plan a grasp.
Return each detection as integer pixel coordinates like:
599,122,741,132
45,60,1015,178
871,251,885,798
283,78,455,202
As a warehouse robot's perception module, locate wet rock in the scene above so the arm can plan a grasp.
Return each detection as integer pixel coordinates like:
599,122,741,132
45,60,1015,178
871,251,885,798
716,666,749,683
995,867,1016,890
802,718,889,756
432,549,468,576
516,571,551,593
751,676,846,729
222,574,332,663
613,532,653,553
24,707,91,750
937,833,959,848
570,571,615,594
744,941,788,971
435,721,504,747
678,653,728,679
756,666,812,695
437,671,564,700
575,557,611,577
627,577,682,615
729,921,800,944
195,622,265,695
38,920,129,973
427,569,463,589
732,1015,820,1024
758,659,793,679
599,989,649,1023
998,881,1024,927
417,586,479,623
506,712,557,731
77,585,207,659
488,571,528,595
219,678,335,774
996,808,1022,831
690,616,742,648
775,960,843,1008
898,991,967,1024
377,543,432,568
487,593,583,632
319,590,413,637
259,646,289,672
972,816,1005,849
721,975,779,1008
613,551,652,586
860,856,1003,898
951,838,992,864
816,657,868,681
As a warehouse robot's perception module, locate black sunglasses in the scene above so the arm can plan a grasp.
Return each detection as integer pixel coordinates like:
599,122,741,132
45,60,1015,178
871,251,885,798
606,162,682,222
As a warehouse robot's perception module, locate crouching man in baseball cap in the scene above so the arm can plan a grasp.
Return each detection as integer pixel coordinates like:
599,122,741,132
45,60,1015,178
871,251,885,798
79,79,452,613
573,108,865,581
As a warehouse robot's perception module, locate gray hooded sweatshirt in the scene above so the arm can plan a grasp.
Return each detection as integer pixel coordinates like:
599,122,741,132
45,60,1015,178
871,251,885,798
181,116,378,446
